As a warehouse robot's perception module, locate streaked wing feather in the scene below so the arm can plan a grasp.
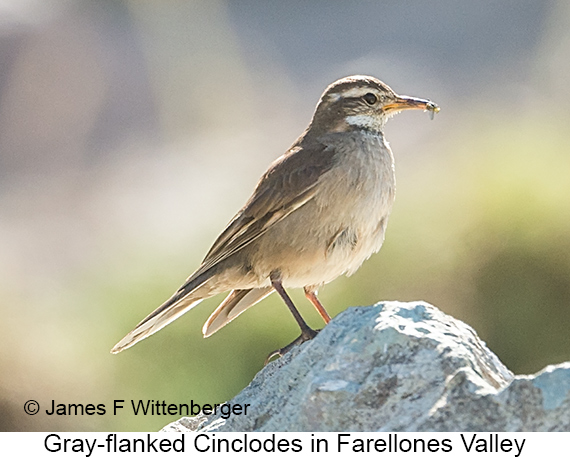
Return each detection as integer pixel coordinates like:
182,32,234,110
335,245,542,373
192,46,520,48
193,142,335,277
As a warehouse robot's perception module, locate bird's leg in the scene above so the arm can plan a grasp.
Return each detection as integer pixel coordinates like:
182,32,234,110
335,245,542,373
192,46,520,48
271,275,317,338
304,287,331,324
265,274,318,364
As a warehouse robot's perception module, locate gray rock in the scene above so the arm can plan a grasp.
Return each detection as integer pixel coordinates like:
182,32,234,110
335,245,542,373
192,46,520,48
162,301,570,432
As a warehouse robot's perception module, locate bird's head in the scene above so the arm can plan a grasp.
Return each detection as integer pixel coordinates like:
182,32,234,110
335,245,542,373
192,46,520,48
308,75,439,135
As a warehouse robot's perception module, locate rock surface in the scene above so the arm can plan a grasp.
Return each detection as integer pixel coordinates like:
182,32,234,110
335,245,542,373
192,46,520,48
162,301,570,432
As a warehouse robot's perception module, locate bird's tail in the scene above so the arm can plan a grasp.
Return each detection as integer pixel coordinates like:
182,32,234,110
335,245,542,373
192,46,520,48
110,271,213,354
202,287,273,337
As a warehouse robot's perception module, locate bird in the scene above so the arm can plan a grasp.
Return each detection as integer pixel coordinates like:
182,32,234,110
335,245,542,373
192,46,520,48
111,75,439,359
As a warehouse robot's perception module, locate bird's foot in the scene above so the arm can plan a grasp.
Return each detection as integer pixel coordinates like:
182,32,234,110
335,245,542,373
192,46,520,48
264,327,319,365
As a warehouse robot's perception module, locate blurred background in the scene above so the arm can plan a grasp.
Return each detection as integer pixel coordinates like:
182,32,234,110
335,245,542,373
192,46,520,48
1,0,569,431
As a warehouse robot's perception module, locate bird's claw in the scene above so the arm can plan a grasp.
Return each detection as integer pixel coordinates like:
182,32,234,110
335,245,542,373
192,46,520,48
264,327,320,365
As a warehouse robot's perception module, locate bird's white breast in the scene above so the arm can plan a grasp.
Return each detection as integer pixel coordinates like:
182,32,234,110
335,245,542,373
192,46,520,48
243,131,397,289
290,131,396,285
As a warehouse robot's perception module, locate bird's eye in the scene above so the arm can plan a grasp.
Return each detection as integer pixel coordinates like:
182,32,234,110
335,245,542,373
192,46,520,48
362,93,378,105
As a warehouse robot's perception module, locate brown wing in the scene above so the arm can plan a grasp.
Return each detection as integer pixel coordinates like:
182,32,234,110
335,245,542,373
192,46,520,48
110,141,336,354
193,141,336,277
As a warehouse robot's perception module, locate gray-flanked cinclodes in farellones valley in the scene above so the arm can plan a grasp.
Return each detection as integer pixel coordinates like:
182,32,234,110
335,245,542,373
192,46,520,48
111,75,439,361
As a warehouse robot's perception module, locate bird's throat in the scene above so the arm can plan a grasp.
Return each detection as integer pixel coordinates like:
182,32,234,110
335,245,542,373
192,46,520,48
344,114,385,132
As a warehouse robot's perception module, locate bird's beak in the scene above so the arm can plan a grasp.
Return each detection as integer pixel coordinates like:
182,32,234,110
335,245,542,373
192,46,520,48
384,95,440,117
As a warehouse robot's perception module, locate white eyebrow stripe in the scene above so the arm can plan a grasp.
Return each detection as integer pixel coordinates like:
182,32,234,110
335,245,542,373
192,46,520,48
341,87,370,98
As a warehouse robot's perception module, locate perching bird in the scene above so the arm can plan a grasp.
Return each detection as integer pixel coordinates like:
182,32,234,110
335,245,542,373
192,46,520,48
111,75,439,358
